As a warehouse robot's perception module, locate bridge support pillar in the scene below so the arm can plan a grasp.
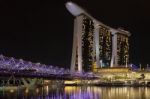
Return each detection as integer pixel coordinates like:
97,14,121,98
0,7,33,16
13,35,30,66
21,78,43,88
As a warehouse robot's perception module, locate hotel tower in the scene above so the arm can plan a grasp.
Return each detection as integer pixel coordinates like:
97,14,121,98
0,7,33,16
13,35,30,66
66,2,131,72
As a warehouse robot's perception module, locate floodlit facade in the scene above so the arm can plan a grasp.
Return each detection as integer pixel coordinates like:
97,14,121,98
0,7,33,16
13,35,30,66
110,28,130,67
66,2,131,73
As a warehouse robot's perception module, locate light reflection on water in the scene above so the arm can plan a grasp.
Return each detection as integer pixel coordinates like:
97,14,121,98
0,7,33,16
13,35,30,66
0,86,150,99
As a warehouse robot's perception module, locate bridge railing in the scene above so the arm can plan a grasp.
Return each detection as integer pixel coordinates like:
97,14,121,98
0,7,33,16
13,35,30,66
0,55,70,77
0,54,97,79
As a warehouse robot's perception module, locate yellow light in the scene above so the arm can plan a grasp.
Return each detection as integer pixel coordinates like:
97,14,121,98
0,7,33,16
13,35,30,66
10,89,14,93
64,81,75,84
45,80,49,83
64,86,78,93
25,88,29,93
36,88,39,93
46,86,49,92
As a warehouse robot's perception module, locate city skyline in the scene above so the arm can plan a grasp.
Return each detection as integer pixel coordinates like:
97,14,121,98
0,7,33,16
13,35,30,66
0,0,149,68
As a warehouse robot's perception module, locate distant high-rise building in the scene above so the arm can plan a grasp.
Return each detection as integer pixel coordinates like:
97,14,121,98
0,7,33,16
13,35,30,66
66,2,131,73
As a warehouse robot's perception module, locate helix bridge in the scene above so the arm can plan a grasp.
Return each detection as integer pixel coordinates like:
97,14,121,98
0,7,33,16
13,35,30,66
0,55,96,80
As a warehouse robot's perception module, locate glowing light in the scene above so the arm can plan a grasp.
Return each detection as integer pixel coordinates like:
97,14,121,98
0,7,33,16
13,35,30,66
0,54,71,78
10,89,14,93
45,85,49,95
65,2,85,16
25,88,29,93
36,88,39,94
65,86,79,94
65,80,81,85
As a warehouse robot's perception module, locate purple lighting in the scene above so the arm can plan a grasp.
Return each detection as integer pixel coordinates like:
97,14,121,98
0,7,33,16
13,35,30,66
0,54,70,78
0,54,97,79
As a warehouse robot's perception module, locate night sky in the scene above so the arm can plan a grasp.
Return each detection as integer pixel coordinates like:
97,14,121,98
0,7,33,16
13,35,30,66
0,0,150,68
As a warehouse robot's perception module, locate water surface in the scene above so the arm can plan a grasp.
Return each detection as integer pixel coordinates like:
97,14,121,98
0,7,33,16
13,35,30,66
0,86,150,99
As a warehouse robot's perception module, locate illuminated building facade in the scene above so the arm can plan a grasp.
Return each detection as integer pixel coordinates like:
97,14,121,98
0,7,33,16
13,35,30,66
117,33,129,66
82,15,95,71
66,2,131,73
71,15,95,72
110,29,130,67
99,25,112,68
